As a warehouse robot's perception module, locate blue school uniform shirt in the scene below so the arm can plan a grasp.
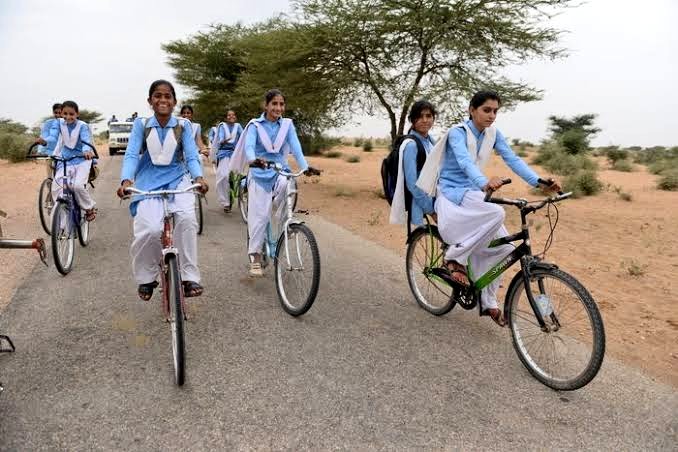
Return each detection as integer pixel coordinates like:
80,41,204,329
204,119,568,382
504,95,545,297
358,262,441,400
438,119,539,205
244,114,308,192
120,116,203,216
45,119,92,166
39,118,59,155
208,126,216,143
216,122,243,161
403,131,435,225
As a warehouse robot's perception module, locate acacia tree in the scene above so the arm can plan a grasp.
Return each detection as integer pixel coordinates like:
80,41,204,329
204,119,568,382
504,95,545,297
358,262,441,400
548,113,601,154
296,0,574,141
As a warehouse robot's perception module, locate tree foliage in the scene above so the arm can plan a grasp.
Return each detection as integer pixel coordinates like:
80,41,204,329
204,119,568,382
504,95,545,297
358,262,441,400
548,114,600,154
295,0,574,140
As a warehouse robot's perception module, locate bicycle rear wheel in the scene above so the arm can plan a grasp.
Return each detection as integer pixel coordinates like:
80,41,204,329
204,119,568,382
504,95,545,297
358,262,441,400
38,178,53,235
506,267,605,390
195,194,204,235
166,255,186,386
405,226,455,315
238,180,248,224
274,223,320,316
51,202,75,275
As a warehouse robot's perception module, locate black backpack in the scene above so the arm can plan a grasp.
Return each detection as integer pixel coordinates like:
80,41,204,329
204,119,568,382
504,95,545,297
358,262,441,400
380,134,426,211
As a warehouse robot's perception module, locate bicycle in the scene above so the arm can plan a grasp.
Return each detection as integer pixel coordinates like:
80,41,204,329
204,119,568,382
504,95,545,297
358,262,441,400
0,208,47,394
405,179,605,390
26,143,56,235
247,161,320,316
27,142,99,275
195,192,205,235
237,174,297,225
123,183,202,386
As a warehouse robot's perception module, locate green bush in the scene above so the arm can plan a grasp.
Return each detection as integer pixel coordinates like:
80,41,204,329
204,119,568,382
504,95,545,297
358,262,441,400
324,150,343,158
559,129,589,155
0,132,33,162
657,170,678,191
533,143,597,175
611,159,634,172
563,171,603,197
346,155,361,163
353,137,364,147
605,147,629,163
299,134,341,155
648,159,677,175
362,140,373,152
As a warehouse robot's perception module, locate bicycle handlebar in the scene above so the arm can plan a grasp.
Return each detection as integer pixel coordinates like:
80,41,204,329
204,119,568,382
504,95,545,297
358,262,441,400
249,160,307,178
123,184,202,197
483,178,512,202
26,141,99,160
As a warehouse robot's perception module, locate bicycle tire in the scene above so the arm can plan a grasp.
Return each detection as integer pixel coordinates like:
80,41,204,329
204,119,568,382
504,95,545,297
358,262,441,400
77,208,90,247
405,226,455,316
238,183,248,224
166,255,186,386
506,267,605,391
51,202,75,275
274,223,320,316
38,178,53,235
195,194,204,236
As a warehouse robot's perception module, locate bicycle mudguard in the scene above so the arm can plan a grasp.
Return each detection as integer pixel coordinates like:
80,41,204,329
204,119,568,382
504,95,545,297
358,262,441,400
503,260,559,310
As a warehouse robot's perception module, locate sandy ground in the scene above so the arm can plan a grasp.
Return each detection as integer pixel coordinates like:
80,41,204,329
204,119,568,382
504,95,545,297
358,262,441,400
1,144,677,386
296,145,678,387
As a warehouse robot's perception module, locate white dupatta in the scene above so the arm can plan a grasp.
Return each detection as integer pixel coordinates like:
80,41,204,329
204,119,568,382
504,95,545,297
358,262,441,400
228,118,292,175
145,125,179,166
53,119,84,156
389,138,414,225
416,123,496,196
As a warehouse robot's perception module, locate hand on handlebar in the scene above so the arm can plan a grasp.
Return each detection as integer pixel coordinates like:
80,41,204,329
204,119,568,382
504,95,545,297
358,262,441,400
34,137,47,145
194,177,209,194
483,176,509,192
117,179,133,199
304,166,322,177
84,151,95,160
538,177,562,194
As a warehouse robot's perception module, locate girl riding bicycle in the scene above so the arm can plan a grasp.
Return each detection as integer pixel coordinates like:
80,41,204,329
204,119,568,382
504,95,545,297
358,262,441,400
229,89,312,277
179,105,209,159
214,109,243,213
421,90,560,326
41,100,97,222
117,80,209,300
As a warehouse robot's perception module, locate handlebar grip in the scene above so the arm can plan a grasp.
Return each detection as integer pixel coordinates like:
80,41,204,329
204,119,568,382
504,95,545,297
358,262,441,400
484,178,512,201
501,178,512,185
26,142,41,158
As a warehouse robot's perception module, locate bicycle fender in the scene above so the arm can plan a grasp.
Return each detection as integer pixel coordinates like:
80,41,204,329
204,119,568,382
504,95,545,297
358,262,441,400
406,224,440,244
503,261,559,310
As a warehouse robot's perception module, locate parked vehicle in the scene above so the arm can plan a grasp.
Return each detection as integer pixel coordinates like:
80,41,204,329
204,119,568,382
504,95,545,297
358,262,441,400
108,121,133,155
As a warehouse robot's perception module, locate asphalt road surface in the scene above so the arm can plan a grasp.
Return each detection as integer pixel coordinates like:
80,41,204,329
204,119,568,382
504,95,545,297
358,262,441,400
1,158,676,450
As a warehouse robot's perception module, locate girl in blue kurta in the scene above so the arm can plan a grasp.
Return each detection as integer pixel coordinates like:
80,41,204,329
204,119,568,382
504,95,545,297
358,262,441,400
236,89,309,277
426,91,560,326
214,110,243,212
43,101,97,221
117,80,209,300
389,100,437,227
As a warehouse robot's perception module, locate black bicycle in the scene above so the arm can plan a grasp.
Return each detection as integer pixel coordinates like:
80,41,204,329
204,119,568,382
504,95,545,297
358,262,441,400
27,143,99,275
26,143,56,235
405,179,605,390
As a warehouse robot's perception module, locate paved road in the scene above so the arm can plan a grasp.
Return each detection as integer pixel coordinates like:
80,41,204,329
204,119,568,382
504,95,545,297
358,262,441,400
0,158,676,451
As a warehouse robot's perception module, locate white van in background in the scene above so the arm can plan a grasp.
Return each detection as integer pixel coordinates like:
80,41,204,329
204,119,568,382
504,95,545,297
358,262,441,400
108,121,134,155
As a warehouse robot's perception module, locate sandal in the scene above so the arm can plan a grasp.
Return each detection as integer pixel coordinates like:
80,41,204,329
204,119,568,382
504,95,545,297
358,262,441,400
482,308,506,327
444,260,470,288
183,281,204,298
85,208,97,222
138,281,159,301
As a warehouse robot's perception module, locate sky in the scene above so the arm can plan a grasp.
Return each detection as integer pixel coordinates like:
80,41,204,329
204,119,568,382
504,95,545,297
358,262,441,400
1,0,676,146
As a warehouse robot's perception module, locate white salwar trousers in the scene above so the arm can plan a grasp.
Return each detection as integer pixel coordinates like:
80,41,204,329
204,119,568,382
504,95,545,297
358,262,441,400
247,176,288,255
51,160,95,210
435,190,514,311
131,176,200,285
215,156,232,208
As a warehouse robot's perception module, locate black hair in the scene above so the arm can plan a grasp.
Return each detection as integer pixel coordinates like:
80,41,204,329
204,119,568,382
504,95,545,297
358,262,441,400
61,100,79,113
408,100,437,124
180,105,193,114
469,90,501,119
264,88,285,105
52,103,63,111
148,79,176,100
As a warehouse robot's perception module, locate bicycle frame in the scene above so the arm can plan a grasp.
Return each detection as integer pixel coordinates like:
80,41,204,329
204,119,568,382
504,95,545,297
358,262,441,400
267,174,302,268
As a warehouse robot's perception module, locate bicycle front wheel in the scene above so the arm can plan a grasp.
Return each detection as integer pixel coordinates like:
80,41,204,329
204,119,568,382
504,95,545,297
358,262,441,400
405,226,455,315
166,255,186,386
51,202,75,275
274,223,320,316
77,209,90,247
506,267,605,391
238,182,248,224
195,194,204,235
38,178,53,235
